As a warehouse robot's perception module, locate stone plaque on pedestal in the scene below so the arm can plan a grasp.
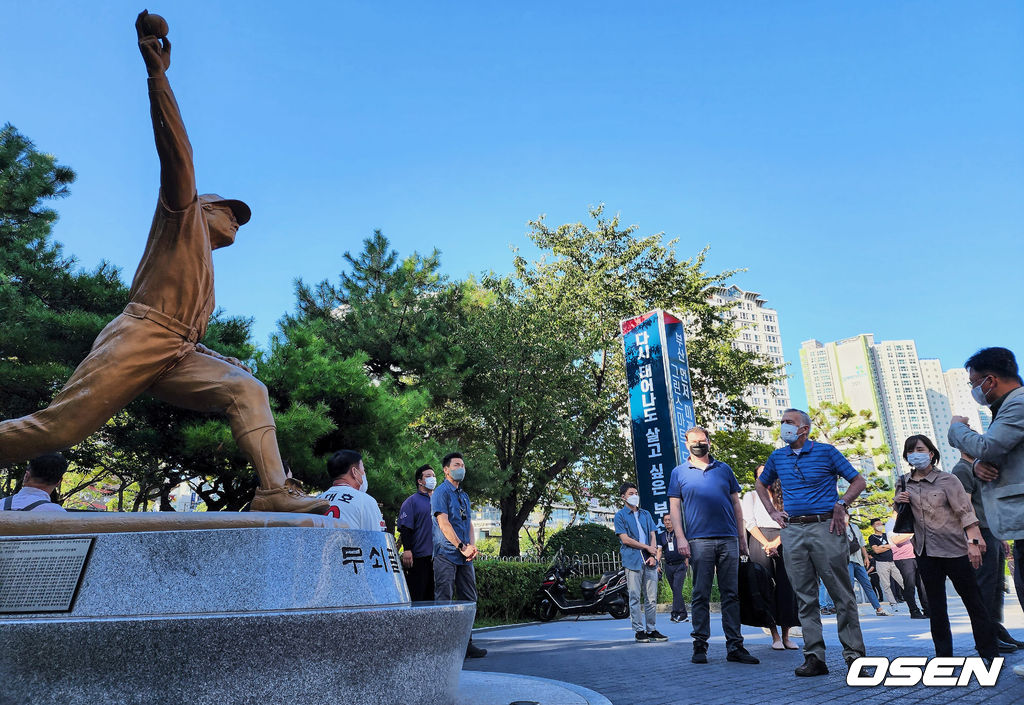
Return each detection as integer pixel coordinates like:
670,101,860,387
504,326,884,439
0,537,92,614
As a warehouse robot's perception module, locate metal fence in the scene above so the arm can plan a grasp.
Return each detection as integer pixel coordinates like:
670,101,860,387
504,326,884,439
476,551,622,576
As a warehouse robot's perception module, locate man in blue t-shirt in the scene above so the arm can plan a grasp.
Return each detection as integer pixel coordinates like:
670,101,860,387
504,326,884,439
755,408,867,678
398,464,436,601
668,426,758,665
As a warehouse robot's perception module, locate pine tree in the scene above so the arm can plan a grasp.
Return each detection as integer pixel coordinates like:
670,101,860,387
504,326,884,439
0,124,127,493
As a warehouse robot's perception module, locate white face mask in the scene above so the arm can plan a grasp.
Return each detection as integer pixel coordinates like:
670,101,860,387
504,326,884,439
780,422,801,444
358,469,368,492
423,476,437,491
906,452,932,469
626,494,640,508
971,377,990,406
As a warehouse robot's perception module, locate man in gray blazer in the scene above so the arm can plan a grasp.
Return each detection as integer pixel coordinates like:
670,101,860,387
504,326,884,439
948,347,1024,677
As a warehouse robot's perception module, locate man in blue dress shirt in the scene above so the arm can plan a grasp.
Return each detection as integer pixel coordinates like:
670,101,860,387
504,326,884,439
431,452,486,658
668,427,759,665
614,482,668,643
755,408,867,677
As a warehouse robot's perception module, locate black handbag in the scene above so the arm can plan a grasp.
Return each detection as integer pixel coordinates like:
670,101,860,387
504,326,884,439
893,474,914,534
738,559,776,628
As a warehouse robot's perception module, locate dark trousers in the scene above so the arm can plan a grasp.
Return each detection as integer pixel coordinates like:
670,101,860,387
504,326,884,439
690,537,742,652
433,555,477,602
974,527,1005,625
894,557,927,614
917,552,998,659
404,555,434,602
664,560,688,619
1015,542,1024,613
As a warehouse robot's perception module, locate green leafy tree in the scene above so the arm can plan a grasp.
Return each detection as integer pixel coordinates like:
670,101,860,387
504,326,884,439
711,428,776,488
429,206,783,555
808,401,895,520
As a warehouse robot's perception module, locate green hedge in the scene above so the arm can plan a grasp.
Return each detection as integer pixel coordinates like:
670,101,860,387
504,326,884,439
473,559,547,622
544,523,621,558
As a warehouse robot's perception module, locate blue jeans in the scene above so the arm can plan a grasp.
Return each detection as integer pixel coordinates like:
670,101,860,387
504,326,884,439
848,562,881,609
690,537,743,652
626,566,659,633
818,579,834,610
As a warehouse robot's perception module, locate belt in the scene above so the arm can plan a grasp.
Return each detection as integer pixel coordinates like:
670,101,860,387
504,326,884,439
787,512,833,524
124,302,200,343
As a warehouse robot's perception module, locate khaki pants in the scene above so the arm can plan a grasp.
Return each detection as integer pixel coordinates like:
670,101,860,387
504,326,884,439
781,520,865,662
0,313,274,464
874,560,903,605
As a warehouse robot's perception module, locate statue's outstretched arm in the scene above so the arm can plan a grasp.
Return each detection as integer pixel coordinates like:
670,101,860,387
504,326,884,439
136,10,196,211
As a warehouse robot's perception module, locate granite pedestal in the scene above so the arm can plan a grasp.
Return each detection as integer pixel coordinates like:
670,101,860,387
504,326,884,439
0,525,475,705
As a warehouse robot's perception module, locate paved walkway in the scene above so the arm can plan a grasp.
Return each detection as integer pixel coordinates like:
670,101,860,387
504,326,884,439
465,593,1024,704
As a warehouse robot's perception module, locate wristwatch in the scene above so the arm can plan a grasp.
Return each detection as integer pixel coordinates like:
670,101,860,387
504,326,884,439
970,538,980,545
836,499,848,511
457,542,466,551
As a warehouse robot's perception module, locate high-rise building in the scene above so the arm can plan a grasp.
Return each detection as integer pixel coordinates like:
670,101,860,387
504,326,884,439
800,335,889,473
871,341,938,471
943,367,992,433
708,285,791,442
919,359,957,470
801,336,991,482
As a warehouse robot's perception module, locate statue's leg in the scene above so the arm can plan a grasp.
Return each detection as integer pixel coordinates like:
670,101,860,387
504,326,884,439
0,316,180,464
147,350,328,514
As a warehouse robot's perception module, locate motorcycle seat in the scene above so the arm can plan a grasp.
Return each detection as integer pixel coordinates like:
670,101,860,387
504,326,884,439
580,571,618,592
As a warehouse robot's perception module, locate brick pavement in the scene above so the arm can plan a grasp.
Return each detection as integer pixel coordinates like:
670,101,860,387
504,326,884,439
465,597,1024,704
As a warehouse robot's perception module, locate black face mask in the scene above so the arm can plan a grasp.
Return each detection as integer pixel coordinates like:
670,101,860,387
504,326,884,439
689,443,710,457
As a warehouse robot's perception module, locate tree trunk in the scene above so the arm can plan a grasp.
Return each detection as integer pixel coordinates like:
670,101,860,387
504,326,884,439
498,496,523,556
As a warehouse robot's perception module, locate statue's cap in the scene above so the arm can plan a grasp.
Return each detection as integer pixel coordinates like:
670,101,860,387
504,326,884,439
199,193,251,226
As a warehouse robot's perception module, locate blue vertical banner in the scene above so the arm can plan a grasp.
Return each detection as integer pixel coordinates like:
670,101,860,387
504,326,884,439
621,310,696,527
662,312,697,458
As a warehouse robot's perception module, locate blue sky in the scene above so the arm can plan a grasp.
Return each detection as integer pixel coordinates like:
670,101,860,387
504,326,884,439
4,2,1023,410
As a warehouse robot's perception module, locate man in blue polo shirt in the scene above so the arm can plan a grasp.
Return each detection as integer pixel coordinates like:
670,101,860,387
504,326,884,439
668,426,759,665
755,408,867,678
431,451,486,658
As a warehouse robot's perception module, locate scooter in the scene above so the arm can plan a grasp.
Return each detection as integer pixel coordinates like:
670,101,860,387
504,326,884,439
533,549,629,621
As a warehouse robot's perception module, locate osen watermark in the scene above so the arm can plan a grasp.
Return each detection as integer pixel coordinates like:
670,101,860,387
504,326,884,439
847,656,1003,687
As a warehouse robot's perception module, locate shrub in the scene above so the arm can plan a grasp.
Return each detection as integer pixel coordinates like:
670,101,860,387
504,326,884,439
473,559,547,622
544,523,621,559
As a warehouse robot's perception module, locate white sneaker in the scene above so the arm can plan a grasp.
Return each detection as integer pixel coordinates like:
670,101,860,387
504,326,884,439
1013,664,1024,678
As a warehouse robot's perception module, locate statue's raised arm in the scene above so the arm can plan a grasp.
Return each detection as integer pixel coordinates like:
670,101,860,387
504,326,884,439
136,10,195,211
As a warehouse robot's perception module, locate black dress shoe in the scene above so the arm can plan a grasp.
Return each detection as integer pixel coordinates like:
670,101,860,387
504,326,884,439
998,640,1018,653
998,631,1024,648
465,641,487,658
795,654,829,677
909,610,928,619
727,648,760,664
692,643,708,664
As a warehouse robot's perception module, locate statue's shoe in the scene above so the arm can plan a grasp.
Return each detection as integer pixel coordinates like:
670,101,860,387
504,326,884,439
250,486,329,514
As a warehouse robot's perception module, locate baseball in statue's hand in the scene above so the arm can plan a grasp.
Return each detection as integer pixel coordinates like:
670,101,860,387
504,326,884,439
141,12,168,38
136,11,172,75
